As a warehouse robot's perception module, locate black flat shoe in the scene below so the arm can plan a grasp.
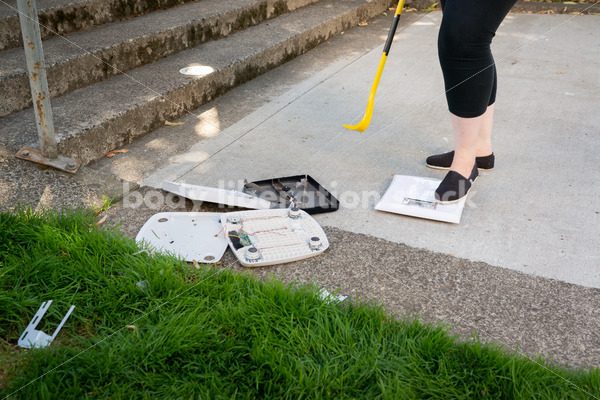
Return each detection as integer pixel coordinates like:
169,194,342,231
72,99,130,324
435,164,478,204
426,151,495,171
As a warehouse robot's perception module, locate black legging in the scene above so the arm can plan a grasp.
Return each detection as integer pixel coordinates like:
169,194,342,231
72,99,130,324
438,0,517,118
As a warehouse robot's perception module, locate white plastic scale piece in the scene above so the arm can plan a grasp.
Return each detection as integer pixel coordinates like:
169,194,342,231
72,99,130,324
135,212,228,263
222,208,329,267
375,175,468,224
18,301,75,349
163,181,272,210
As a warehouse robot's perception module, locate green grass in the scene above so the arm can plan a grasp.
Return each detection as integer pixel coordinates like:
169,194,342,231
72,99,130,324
0,208,599,399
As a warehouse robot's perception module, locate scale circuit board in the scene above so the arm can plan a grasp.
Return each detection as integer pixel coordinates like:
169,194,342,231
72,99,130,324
221,208,329,267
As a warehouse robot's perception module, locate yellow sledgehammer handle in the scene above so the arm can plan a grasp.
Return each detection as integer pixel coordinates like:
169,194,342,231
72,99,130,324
343,0,405,132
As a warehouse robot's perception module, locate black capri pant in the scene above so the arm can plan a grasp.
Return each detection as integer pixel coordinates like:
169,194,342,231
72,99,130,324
438,0,517,118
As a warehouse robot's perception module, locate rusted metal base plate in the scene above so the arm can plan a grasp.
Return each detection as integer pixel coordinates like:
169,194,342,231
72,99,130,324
15,147,81,174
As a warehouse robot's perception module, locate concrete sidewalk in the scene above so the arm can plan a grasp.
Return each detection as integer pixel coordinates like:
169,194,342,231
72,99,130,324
137,12,600,288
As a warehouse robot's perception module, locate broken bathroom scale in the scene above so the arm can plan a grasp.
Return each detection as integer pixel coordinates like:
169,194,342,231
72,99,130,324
18,301,75,349
243,174,339,214
375,175,467,224
135,212,229,263
136,208,329,267
222,208,329,267
162,174,339,215
162,181,273,210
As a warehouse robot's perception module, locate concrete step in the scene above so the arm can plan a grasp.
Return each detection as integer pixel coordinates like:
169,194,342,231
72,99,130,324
0,0,318,118
0,0,199,52
0,0,394,165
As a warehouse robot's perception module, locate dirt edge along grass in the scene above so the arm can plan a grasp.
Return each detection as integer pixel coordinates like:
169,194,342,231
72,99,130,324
0,208,599,399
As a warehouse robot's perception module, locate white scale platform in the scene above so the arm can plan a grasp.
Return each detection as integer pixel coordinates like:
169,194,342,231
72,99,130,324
375,175,467,224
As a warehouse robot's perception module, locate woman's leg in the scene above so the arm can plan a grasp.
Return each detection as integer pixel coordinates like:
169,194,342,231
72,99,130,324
449,104,494,177
449,113,485,178
435,0,515,201
476,104,494,157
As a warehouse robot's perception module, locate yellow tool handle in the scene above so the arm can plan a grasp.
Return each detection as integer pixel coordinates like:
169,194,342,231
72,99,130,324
394,0,406,16
384,0,406,55
342,0,406,132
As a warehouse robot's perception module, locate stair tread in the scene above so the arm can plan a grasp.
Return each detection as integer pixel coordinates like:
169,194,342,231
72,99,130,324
0,0,91,19
0,0,321,117
0,0,265,78
0,0,203,53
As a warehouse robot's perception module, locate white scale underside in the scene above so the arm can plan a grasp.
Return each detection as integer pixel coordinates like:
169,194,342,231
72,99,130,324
136,209,329,267
135,212,228,263
222,208,329,267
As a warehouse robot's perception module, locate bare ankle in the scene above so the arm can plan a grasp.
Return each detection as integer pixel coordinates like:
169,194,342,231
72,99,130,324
450,160,475,179
475,146,493,158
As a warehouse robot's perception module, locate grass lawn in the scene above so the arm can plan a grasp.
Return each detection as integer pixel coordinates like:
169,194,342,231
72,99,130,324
0,208,599,399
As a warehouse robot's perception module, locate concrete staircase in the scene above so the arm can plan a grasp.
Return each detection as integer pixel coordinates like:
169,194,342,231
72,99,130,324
0,0,395,165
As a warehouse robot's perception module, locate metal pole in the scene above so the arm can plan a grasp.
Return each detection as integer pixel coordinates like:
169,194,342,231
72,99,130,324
17,0,58,159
